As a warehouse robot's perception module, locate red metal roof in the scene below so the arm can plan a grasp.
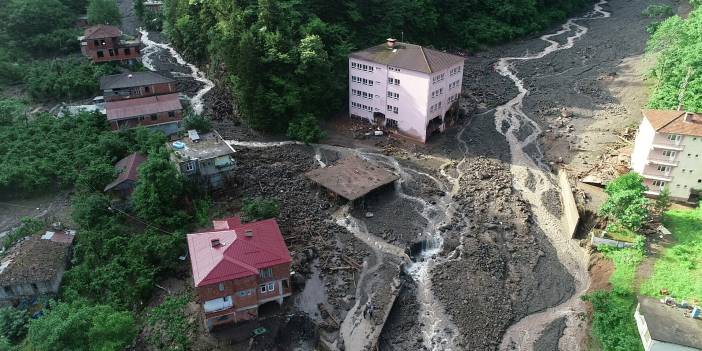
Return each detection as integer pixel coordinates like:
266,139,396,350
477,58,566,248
187,217,292,287
104,153,147,192
84,25,122,39
105,93,182,120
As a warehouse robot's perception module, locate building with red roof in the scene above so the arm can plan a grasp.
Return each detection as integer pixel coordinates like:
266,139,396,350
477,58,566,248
187,217,292,330
105,93,183,135
79,25,141,63
104,153,147,197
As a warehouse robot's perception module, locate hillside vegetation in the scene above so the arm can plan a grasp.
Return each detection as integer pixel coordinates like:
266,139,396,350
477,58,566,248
162,0,590,133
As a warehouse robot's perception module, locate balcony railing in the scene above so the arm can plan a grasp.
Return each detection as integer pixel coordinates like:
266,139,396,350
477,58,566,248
641,172,673,182
647,158,679,166
651,141,684,151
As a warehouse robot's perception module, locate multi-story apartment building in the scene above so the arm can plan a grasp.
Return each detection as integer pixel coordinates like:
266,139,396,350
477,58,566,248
631,110,702,202
348,39,465,143
100,72,176,102
105,93,183,135
79,25,141,64
187,217,292,331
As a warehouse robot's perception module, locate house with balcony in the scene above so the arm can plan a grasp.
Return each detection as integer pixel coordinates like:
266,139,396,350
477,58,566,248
348,39,465,143
631,110,702,203
187,216,292,331
100,72,176,102
167,130,236,189
79,25,141,63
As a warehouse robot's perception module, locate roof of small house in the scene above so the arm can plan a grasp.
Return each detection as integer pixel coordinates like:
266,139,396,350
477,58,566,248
349,41,464,74
105,93,182,120
167,132,235,162
186,217,292,287
83,24,122,39
305,156,399,201
642,110,702,137
100,72,174,90
104,153,147,192
637,296,702,349
0,232,75,286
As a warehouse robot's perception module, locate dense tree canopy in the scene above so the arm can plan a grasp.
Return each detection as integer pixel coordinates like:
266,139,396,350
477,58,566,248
600,173,650,231
0,0,80,54
162,0,591,133
647,6,702,112
87,0,122,25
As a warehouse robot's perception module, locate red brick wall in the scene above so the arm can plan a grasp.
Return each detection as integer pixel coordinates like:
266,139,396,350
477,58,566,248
82,38,141,63
196,262,291,308
109,109,182,130
105,83,176,102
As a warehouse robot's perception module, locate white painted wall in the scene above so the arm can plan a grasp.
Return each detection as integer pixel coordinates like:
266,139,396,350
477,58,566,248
669,135,702,199
632,118,656,173
349,58,464,142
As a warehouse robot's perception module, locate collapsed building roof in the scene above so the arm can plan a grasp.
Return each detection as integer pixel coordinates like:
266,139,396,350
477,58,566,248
305,156,399,201
0,232,74,286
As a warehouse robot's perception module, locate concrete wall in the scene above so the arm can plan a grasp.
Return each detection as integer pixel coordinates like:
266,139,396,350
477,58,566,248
105,82,177,102
669,134,702,199
0,270,63,301
82,37,141,63
558,169,580,238
110,110,183,132
631,118,656,173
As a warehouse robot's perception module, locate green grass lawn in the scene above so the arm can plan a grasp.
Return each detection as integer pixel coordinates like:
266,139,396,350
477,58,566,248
640,205,702,301
605,225,639,243
602,247,645,292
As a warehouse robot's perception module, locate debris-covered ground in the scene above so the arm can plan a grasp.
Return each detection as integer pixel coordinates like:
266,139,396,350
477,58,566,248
117,0,677,350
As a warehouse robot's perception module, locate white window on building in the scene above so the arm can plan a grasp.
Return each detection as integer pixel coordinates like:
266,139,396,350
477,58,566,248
259,268,273,279
389,66,400,72
449,66,462,76
667,134,681,142
662,150,676,158
432,73,445,84
388,78,400,86
203,296,233,313
237,289,253,297
386,119,398,129
260,282,276,293
386,105,398,114
656,165,671,173
449,80,460,89
184,161,196,172
652,180,666,187
387,91,399,100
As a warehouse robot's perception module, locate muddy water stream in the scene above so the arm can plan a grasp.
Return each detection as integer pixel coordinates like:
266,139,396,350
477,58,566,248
495,1,610,350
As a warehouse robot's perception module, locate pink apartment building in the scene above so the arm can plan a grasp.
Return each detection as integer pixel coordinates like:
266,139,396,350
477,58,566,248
631,109,702,203
348,39,465,143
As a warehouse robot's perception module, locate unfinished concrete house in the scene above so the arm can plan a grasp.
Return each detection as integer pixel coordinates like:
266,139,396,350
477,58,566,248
0,228,75,303
187,217,292,330
167,130,236,190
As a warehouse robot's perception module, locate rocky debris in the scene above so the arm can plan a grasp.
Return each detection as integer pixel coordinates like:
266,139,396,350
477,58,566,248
531,317,567,351
229,145,372,326
378,274,424,350
541,188,564,218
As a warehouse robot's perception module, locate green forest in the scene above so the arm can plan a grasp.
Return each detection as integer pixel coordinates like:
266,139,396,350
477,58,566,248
647,2,702,111
161,0,591,133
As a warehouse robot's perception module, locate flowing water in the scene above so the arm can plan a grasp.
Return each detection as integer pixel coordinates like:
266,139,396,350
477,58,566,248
140,3,612,346
495,2,611,350
138,29,215,115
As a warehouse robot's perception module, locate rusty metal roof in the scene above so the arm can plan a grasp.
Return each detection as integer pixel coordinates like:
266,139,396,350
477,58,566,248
105,93,182,120
83,25,122,39
305,156,399,201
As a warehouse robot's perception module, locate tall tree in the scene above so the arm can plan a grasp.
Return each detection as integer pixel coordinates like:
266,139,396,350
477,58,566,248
87,0,122,25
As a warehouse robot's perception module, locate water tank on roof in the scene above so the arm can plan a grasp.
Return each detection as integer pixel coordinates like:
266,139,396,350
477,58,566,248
172,141,185,149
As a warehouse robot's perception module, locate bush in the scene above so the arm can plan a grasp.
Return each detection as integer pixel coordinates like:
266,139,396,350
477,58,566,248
146,295,193,350
27,301,137,351
87,0,121,25
582,290,644,351
600,173,649,231
241,197,279,221
25,58,118,101
642,4,674,18
3,217,43,250
287,114,326,144
182,113,212,133
0,307,28,343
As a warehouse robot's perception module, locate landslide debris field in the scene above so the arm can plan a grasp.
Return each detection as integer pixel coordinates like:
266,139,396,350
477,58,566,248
119,0,672,349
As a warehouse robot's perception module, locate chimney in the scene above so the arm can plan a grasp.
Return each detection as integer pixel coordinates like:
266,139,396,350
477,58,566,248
684,112,693,122
245,229,253,237
386,38,397,49
211,238,221,247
